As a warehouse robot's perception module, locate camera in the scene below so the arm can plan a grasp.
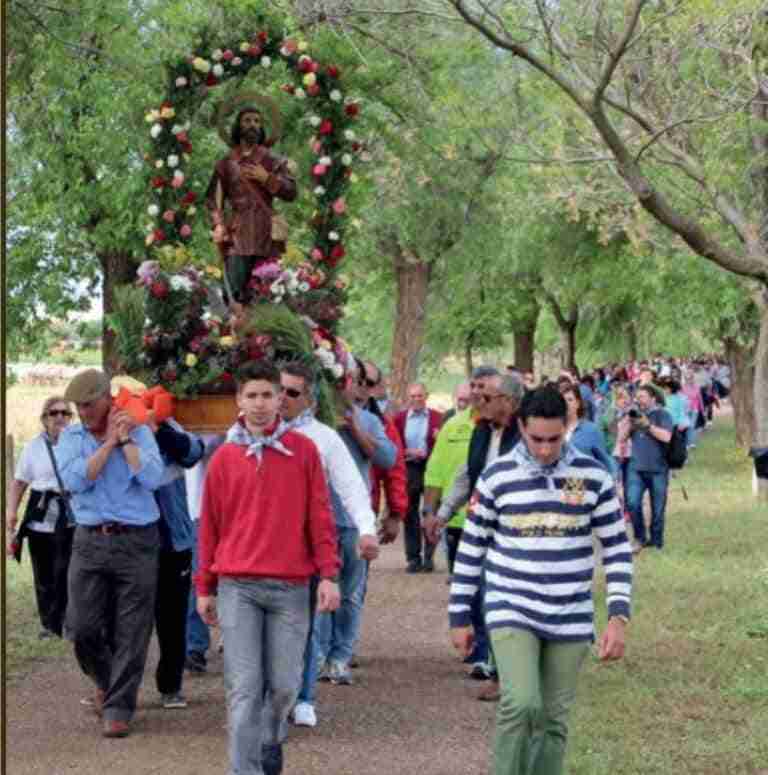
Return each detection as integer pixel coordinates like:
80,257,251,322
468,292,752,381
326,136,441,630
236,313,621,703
628,409,640,419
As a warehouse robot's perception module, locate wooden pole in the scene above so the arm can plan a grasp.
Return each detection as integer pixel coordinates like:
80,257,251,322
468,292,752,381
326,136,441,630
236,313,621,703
5,434,14,501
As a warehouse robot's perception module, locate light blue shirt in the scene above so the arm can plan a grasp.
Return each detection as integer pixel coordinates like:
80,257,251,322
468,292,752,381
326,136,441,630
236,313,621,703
55,423,165,526
405,409,429,454
335,407,396,529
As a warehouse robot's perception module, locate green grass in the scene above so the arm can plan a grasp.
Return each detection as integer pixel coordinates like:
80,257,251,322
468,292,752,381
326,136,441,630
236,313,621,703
5,553,70,677
567,418,768,775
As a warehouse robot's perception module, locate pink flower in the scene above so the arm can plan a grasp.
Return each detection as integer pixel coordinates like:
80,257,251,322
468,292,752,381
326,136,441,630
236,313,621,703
163,210,176,223
171,174,185,189
332,198,347,215
313,164,327,177
311,248,324,261
307,84,320,97
312,141,323,154
180,224,192,238
222,49,234,60
137,260,161,286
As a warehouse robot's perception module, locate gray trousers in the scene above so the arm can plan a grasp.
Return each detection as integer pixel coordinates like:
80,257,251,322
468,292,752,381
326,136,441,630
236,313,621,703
67,524,159,722
218,578,310,775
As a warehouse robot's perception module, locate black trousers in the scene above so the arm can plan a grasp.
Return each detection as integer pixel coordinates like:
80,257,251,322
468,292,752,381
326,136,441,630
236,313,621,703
68,524,159,723
444,527,463,576
404,462,435,564
27,527,74,636
155,548,192,695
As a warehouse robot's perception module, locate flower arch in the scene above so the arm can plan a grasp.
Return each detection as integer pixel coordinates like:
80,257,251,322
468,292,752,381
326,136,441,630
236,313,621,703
137,25,363,397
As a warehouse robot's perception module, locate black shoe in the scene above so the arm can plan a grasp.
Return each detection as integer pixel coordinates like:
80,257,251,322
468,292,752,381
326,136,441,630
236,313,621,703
422,559,435,573
185,650,207,673
38,628,54,640
262,743,283,775
406,561,423,574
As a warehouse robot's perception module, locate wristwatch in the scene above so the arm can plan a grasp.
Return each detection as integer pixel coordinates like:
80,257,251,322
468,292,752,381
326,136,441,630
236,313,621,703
116,437,133,447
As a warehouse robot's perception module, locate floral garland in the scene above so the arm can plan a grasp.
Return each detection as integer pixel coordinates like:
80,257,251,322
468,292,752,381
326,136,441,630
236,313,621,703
137,24,363,393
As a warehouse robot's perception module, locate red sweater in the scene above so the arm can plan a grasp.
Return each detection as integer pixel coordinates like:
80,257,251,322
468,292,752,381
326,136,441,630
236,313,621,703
194,430,339,596
371,415,409,519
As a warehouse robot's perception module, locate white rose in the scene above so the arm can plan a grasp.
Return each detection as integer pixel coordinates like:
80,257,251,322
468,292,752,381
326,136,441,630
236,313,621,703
171,124,183,135
341,154,353,166
330,89,342,102
316,349,334,367
280,46,291,57
328,231,339,241
240,42,250,52
232,57,242,66
173,169,184,182
155,159,164,169
309,116,321,127
319,156,332,166
295,88,306,100
170,275,193,292
212,64,224,77
261,56,271,68
145,223,154,233
332,363,345,379
150,123,163,138
212,49,223,61
314,186,326,196
148,204,160,217
187,206,197,216
344,130,355,141
167,154,179,168
175,76,188,87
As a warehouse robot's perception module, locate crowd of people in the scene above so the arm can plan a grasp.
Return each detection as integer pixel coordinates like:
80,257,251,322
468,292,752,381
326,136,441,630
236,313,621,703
5,352,728,775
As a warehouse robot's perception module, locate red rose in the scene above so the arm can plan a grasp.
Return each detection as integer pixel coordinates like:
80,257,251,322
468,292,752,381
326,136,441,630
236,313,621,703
319,120,333,135
298,58,313,73
206,72,218,86
257,31,268,43
162,367,178,382
176,131,189,144
151,176,167,189
248,44,262,57
181,142,192,153
307,84,321,97
222,49,234,60
345,103,360,117
181,191,197,205
310,61,319,73
281,83,296,94
161,101,173,110
221,372,233,381
327,65,340,78
352,142,361,152
152,229,166,243
330,244,345,260
151,280,169,298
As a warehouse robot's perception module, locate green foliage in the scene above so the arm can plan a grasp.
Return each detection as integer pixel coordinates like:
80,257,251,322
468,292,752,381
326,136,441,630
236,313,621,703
104,285,147,374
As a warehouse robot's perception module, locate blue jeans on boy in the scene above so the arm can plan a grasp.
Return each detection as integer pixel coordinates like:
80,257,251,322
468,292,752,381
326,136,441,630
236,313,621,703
626,463,669,548
187,521,210,657
218,578,309,775
297,577,319,705
314,526,365,666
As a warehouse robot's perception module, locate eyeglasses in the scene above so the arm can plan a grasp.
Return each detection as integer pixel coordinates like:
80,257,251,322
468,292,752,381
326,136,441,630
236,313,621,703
480,393,505,403
47,409,73,418
363,378,379,388
280,386,303,399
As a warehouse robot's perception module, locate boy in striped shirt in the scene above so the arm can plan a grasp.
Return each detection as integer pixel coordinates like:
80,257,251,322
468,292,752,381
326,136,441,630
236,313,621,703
449,387,633,775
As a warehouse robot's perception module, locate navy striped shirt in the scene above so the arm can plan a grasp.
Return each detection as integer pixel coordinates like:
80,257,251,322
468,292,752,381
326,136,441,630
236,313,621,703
448,441,633,641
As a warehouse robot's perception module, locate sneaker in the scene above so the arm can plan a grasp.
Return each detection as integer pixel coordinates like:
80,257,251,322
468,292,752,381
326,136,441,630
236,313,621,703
38,628,54,640
162,692,188,709
292,702,317,727
328,660,353,685
103,719,131,738
422,558,435,573
262,743,283,775
185,651,207,673
348,655,360,669
405,560,422,574
467,662,492,681
317,661,331,682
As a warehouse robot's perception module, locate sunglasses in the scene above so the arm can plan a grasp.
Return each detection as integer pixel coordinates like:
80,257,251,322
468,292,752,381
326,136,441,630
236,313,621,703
280,386,303,399
47,409,73,418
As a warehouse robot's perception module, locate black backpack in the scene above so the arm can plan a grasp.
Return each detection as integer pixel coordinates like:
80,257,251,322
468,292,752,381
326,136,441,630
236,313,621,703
666,426,688,470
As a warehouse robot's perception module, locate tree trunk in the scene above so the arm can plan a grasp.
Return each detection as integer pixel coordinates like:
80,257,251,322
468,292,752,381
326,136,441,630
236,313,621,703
723,337,756,449
464,333,475,378
100,251,139,375
559,323,577,371
389,244,431,406
513,300,539,373
753,292,768,500
626,321,639,361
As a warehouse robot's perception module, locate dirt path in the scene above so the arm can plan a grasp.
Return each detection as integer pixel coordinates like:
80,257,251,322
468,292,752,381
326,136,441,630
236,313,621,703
6,540,495,775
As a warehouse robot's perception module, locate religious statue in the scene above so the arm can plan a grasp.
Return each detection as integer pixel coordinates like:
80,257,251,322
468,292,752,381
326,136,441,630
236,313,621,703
206,98,297,304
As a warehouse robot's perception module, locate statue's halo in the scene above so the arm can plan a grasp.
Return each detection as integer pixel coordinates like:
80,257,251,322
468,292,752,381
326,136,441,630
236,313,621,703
216,92,283,147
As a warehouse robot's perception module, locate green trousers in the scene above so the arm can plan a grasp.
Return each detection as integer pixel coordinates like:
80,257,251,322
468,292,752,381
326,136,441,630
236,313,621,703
491,628,589,775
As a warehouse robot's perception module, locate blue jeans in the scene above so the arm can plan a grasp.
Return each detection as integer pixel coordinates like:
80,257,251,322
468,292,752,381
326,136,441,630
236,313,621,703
297,578,319,705
314,526,365,665
186,521,210,656
626,464,669,548
467,574,490,665
685,409,698,448
218,578,309,775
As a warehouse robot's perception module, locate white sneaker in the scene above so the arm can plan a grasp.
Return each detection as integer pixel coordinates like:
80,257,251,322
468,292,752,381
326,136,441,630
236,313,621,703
293,702,317,727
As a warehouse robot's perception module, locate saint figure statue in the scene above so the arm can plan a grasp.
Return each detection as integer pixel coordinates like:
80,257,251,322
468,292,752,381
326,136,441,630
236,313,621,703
206,104,297,303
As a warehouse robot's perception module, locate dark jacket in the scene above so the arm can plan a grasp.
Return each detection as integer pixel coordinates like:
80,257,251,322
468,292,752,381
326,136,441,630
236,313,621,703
467,418,521,492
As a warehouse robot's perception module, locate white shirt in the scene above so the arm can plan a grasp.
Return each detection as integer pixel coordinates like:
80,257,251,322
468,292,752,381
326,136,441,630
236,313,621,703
184,433,226,522
15,433,62,533
294,417,377,536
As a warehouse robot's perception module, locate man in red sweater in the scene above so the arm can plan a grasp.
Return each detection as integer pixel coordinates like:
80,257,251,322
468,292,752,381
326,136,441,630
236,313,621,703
195,361,340,775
